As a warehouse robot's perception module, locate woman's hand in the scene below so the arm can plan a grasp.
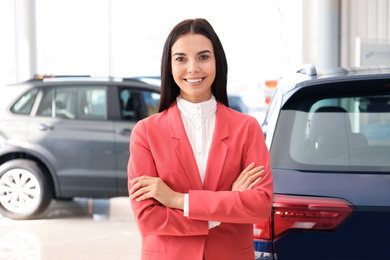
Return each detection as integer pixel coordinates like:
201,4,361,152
231,163,264,191
129,176,184,210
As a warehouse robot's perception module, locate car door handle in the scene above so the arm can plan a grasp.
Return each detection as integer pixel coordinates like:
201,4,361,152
36,124,53,131
115,128,132,135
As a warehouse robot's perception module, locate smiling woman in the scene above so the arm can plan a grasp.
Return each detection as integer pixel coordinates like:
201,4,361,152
127,18,273,260
171,33,216,103
159,18,229,112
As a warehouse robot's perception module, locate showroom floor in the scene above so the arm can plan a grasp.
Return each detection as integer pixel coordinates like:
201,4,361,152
0,197,141,260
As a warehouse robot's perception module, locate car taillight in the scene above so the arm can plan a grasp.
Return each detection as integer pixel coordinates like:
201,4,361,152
254,194,355,241
253,217,272,240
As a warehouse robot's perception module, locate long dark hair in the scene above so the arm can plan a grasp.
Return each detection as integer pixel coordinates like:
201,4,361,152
159,18,229,112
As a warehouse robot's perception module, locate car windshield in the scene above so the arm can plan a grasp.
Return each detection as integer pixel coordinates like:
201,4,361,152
270,94,390,172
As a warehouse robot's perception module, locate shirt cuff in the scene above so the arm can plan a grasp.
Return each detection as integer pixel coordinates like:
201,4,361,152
208,221,221,229
183,193,189,217
184,193,220,229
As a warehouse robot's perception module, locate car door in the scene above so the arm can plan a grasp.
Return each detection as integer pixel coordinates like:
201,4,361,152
113,86,160,195
28,85,116,198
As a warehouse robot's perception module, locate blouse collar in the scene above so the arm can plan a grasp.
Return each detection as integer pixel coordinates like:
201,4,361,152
177,95,217,118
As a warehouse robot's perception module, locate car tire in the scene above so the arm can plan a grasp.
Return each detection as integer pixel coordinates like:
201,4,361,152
0,159,53,220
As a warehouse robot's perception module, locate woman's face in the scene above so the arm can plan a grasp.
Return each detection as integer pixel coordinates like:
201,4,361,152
171,33,216,103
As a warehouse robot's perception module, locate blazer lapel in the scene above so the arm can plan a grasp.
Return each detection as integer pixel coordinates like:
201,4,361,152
203,102,229,191
168,101,203,190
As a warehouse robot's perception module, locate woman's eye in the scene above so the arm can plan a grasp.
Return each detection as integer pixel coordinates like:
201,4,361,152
175,57,186,62
199,55,209,60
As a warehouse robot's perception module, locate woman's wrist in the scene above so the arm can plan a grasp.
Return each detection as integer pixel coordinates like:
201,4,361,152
172,192,185,210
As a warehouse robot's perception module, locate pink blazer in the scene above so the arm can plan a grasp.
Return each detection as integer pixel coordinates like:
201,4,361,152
128,101,273,260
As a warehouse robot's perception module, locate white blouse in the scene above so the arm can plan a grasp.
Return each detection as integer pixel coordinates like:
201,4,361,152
177,95,217,185
177,95,220,228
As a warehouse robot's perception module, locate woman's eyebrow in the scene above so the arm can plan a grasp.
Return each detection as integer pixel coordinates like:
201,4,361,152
172,52,186,56
198,50,212,55
172,50,212,56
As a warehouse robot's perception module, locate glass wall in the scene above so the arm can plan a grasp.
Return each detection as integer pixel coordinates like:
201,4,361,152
0,1,303,90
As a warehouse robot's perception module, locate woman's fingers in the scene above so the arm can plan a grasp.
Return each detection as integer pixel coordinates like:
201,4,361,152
233,163,256,190
243,167,265,185
129,176,155,200
133,189,155,202
130,185,153,201
246,176,262,190
129,176,184,209
235,162,255,183
240,166,264,185
232,164,265,191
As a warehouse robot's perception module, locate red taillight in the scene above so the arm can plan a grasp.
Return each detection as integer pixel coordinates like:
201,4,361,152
254,194,355,241
253,218,272,240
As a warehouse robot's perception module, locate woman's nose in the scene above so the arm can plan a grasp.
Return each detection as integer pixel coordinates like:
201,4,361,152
187,60,200,73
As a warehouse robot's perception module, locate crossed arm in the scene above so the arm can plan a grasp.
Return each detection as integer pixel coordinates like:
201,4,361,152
129,163,265,210
128,118,273,236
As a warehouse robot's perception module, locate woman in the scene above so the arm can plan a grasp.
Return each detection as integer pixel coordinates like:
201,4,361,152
128,18,273,260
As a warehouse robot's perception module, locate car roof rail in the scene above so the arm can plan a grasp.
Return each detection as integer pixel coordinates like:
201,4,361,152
123,76,161,86
296,64,317,76
122,77,144,82
28,75,91,82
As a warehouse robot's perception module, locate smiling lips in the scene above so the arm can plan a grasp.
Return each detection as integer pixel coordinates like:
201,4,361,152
185,77,205,83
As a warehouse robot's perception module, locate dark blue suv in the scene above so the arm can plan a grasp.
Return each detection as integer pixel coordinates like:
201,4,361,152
254,65,390,259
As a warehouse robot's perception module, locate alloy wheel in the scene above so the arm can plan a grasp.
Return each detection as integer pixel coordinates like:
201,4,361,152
0,169,41,214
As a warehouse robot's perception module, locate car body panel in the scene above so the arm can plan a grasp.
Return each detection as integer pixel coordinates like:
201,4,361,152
29,116,117,198
273,210,390,260
272,169,390,207
113,120,137,195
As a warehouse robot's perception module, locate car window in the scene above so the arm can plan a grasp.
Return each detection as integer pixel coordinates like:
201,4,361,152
142,91,160,116
11,88,39,115
271,94,390,172
54,86,107,120
36,88,54,117
118,88,160,121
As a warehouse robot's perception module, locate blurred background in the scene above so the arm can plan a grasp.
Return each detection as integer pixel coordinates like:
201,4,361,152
1,0,390,113
2,0,389,105
0,0,302,89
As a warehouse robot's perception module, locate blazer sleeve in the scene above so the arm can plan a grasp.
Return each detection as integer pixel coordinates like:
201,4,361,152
188,117,273,224
128,120,209,237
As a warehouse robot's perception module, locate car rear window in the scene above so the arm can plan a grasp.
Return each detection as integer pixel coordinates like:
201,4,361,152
270,94,390,172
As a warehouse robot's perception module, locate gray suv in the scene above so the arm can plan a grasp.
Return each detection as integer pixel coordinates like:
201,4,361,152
0,76,160,219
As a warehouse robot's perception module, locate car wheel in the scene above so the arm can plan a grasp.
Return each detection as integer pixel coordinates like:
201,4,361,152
0,159,53,220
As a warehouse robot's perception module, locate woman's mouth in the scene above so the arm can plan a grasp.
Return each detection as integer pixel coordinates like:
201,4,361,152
185,77,205,83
